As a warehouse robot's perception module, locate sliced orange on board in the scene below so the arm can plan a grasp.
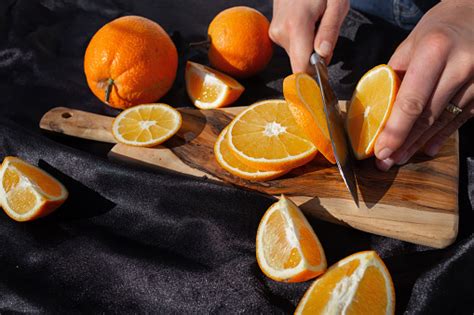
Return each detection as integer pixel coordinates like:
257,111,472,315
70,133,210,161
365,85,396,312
346,65,400,159
295,251,395,315
227,100,317,171
185,61,245,109
0,157,68,222
214,127,288,181
112,103,182,147
283,73,336,164
256,195,326,282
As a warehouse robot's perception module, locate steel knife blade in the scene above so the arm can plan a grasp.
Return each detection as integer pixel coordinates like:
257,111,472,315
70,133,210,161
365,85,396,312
310,52,359,206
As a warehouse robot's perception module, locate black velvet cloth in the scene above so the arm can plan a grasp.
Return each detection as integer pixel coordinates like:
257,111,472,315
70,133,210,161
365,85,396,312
0,1,473,314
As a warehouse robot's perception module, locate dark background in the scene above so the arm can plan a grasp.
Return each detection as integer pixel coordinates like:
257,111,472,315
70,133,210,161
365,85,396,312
0,0,473,313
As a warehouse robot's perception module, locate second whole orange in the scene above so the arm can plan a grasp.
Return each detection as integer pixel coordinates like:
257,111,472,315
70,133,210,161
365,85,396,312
207,6,273,78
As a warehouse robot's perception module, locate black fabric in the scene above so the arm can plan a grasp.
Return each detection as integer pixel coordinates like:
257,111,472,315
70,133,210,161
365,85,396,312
0,1,473,314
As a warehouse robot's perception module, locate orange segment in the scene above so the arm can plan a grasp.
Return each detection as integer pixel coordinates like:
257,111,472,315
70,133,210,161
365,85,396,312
256,195,327,282
112,103,182,147
295,251,395,315
227,100,317,171
283,73,336,164
346,65,400,159
0,157,68,222
185,61,244,109
214,127,289,181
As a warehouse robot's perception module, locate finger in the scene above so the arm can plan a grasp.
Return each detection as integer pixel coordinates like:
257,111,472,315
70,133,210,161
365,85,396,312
423,101,474,157
288,19,318,73
388,39,413,76
374,37,449,170
314,0,349,63
398,81,473,163
390,61,469,163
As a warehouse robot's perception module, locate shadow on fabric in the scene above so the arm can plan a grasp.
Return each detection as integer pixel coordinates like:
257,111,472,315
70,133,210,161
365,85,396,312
38,159,116,220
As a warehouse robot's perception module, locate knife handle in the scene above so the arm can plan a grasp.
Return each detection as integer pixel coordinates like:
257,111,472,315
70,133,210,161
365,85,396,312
39,107,117,143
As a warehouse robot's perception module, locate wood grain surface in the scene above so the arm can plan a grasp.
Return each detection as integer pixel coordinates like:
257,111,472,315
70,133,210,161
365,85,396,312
40,106,459,248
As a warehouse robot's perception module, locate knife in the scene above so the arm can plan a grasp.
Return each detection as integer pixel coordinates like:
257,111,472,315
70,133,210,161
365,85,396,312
310,52,359,206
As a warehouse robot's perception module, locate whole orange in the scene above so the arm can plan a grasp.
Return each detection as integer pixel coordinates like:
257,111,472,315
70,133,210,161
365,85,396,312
84,16,178,109
208,6,273,78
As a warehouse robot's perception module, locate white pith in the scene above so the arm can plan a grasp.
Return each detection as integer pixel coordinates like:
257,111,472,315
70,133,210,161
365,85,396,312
139,120,156,129
227,100,316,164
256,197,326,280
264,122,286,137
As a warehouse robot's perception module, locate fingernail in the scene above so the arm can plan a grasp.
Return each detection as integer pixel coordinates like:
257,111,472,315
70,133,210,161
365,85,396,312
425,142,442,157
378,158,395,172
377,148,393,160
396,153,410,165
318,41,332,58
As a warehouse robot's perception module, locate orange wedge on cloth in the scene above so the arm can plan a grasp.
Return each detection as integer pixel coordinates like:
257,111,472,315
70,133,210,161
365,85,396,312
295,251,395,315
0,157,68,221
256,195,327,282
185,61,244,109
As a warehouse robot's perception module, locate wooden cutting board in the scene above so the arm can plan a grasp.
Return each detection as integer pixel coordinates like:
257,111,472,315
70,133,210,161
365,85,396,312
40,105,459,248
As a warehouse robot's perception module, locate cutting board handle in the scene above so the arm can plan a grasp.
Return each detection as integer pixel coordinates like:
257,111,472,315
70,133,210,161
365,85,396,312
40,107,116,143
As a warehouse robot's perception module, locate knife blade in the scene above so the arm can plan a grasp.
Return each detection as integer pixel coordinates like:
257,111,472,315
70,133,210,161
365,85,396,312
310,52,359,206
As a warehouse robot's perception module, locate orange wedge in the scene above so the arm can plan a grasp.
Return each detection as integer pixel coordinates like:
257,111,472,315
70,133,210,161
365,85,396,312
185,61,245,109
346,65,400,159
256,195,326,282
112,103,182,147
295,251,395,315
283,73,336,164
0,157,68,222
227,100,317,171
215,127,289,181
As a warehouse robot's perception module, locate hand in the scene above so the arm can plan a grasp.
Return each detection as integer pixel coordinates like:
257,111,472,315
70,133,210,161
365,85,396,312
269,0,349,73
374,0,474,171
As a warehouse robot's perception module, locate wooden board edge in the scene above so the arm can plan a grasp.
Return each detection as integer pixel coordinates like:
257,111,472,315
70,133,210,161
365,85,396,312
292,196,459,249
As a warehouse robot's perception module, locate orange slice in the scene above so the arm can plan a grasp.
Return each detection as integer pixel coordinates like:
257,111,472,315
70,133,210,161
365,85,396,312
295,251,395,315
185,61,245,109
214,127,289,181
0,157,68,222
227,100,317,171
283,73,336,164
346,65,400,159
256,195,326,282
112,103,182,147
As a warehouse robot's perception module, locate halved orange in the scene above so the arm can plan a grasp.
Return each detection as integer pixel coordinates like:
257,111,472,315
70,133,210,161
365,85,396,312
0,157,68,222
256,195,326,282
185,61,245,109
295,251,395,315
346,65,400,159
227,100,317,171
283,73,336,164
112,103,182,147
215,127,289,181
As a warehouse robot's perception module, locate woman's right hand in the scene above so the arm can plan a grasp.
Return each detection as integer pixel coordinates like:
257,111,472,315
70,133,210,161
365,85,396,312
269,0,349,73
